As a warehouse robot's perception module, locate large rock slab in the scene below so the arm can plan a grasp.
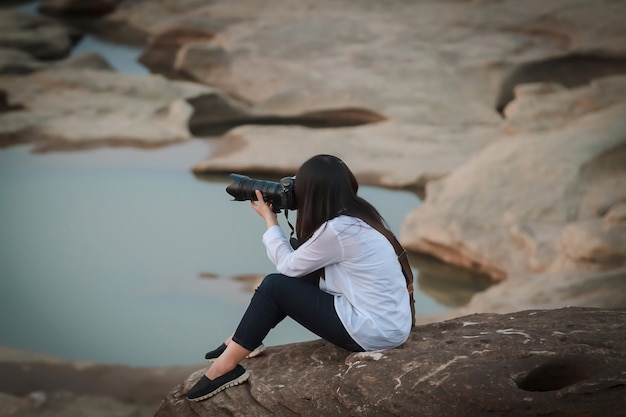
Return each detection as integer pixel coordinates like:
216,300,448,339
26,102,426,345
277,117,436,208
0,345,199,417
154,307,626,417
38,0,124,17
5,0,626,189
401,76,626,319
95,0,626,189
0,67,256,150
1,0,624,320
0,9,81,59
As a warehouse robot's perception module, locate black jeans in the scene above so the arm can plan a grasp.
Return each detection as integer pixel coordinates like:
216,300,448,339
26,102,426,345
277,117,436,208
232,273,364,352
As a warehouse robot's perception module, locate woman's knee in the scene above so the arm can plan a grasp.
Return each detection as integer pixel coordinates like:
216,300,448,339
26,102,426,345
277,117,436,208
256,273,288,295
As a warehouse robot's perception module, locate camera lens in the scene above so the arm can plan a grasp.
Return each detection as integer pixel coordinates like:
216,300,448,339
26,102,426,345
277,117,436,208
226,174,286,211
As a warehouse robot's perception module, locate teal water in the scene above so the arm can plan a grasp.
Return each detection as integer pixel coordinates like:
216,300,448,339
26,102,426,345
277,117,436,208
0,4,448,366
0,143,446,366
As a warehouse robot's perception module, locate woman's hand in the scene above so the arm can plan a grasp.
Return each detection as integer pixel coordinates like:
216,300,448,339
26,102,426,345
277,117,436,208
251,190,279,229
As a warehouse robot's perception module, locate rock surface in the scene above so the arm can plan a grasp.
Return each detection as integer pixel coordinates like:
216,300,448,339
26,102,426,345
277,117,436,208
0,9,80,59
38,0,124,18
70,0,626,320
154,307,626,417
401,76,626,321
0,64,257,150
0,346,200,417
94,0,626,188
0,1,625,416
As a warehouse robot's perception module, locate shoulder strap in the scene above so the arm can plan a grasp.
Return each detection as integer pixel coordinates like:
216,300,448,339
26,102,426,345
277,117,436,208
390,238,416,328
367,222,416,327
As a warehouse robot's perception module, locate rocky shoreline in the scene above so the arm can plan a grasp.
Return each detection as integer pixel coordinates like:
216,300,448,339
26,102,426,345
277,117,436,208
1,0,625,414
3,307,624,417
0,345,201,416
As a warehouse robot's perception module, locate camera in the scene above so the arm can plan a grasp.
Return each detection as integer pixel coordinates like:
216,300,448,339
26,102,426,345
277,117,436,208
226,174,296,212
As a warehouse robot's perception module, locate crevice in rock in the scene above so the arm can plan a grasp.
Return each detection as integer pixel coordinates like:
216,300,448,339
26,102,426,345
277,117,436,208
515,358,595,392
496,54,626,114
188,103,386,137
38,0,123,18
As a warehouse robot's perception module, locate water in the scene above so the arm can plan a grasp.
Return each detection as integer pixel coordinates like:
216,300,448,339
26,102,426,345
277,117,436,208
0,3,450,366
0,143,449,366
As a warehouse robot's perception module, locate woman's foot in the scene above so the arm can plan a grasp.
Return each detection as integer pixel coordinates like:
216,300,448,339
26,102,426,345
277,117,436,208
204,343,227,360
205,343,265,361
186,364,250,402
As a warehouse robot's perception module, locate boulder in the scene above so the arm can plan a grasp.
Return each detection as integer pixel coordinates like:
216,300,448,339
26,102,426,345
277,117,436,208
0,67,257,150
0,47,47,75
1,0,624,328
50,51,115,71
38,0,124,17
138,19,230,80
154,307,626,417
92,0,626,191
0,345,199,417
0,10,81,59
0,47,114,75
400,76,626,319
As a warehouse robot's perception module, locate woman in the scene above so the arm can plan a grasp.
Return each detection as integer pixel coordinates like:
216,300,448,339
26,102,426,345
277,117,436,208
187,154,414,402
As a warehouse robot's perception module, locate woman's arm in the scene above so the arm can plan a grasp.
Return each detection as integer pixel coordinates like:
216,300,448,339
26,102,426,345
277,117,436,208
263,220,342,277
251,189,342,277
250,189,278,229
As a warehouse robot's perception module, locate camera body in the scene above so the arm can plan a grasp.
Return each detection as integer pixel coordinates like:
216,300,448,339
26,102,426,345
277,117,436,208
226,174,296,212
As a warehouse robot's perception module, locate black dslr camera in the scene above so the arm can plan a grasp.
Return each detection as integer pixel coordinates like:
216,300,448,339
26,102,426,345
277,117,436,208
226,174,296,213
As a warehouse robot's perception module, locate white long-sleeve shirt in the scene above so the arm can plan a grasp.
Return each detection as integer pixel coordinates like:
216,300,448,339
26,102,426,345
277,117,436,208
262,215,412,351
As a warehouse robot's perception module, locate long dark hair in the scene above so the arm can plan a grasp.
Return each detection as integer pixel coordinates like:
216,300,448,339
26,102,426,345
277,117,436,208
295,154,393,244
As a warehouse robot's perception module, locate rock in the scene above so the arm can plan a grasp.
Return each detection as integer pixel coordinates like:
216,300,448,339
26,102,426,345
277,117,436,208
0,67,257,150
496,55,626,113
0,391,154,417
0,392,21,416
51,51,115,71
138,21,223,80
92,0,626,191
503,75,626,133
0,47,114,75
174,41,231,83
0,90,7,112
401,76,626,316
0,344,201,417
561,219,626,264
0,47,47,75
604,202,626,226
0,10,81,59
154,307,626,417
0,0,624,326
38,0,124,17
190,121,495,189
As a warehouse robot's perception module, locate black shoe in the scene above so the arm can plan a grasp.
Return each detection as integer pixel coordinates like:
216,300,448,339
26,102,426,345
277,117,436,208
204,343,265,361
186,365,250,402
204,343,227,361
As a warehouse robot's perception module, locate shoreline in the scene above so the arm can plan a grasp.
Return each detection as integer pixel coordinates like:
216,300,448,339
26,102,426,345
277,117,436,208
0,345,203,413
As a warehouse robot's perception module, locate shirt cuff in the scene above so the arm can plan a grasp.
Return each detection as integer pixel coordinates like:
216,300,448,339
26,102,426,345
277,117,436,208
262,224,284,244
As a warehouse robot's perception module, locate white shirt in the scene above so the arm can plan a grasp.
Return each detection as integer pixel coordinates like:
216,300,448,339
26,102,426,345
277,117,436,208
262,215,412,351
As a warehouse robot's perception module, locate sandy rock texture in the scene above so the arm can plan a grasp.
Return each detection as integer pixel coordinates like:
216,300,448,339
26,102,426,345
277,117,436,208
155,307,626,417
87,0,626,316
402,77,626,320
0,13,258,152
0,9,80,60
0,346,200,417
93,0,626,187
0,0,624,314
1,0,624,318
0,1,625,415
